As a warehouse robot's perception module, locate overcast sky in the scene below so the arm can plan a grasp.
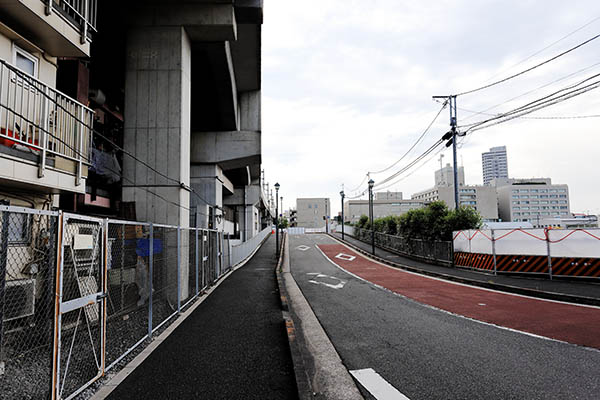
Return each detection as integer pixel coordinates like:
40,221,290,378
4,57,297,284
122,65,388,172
261,1,600,217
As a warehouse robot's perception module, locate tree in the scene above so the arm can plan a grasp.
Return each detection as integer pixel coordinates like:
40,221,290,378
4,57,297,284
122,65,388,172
278,217,289,229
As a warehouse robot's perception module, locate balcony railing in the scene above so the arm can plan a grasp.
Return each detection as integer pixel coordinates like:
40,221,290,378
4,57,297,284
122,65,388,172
0,58,93,185
44,0,98,44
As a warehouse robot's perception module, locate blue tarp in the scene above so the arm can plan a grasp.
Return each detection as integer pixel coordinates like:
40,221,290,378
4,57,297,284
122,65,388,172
134,238,163,257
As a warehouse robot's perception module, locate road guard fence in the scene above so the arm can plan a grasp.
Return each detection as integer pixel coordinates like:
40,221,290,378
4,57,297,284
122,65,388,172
453,228,600,279
352,228,453,265
0,205,268,399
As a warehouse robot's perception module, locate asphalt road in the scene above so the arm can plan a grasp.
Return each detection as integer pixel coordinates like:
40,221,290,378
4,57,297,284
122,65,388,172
290,234,600,400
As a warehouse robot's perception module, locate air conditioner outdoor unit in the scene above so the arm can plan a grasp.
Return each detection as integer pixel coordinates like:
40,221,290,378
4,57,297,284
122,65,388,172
3,279,36,322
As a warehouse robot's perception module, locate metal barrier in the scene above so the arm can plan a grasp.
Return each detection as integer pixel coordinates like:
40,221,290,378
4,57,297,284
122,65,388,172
352,228,453,265
0,205,269,399
0,206,59,399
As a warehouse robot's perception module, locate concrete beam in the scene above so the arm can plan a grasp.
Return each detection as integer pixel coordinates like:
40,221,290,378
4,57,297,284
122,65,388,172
190,130,260,170
231,24,260,91
235,0,263,24
128,4,237,42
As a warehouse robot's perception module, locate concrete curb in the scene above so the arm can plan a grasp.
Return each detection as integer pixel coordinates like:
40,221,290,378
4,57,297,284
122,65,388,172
276,233,364,400
328,233,600,307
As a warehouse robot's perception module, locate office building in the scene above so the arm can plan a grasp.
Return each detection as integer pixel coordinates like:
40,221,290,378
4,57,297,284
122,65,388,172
344,194,424,224
482,146,508,185
296,198,331,229
494,178,571,223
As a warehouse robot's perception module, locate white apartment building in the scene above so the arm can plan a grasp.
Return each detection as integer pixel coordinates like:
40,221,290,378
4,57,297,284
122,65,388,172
344,194,424,224
482,146,509,185
296,198,331,229
494,178,570,223
412,164,499,221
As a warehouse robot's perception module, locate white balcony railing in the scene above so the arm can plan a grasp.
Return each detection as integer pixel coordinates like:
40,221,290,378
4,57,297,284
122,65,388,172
44,0,98,44
0,58,93,185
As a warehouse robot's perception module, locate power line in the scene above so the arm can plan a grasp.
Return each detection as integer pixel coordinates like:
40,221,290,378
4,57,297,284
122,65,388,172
482,15,600,84
456,33,600,96
459,60,600,122
369,101,447,175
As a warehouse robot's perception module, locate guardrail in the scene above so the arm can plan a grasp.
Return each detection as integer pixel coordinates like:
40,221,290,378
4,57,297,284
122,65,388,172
0,205,268,399
352,228,453,265
44,0,98,43
0,59,93,183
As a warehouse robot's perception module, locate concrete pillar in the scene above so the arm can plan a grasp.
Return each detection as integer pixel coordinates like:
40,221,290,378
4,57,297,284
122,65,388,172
190,165,223,230
122,26,191,228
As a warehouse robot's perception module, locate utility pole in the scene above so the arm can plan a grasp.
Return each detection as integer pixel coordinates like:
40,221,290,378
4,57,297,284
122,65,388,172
433,95,461,210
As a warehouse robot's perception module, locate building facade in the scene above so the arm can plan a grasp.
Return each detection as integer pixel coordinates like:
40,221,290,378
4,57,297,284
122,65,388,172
343,196,424,224
412,164,499,221
495,178,570,223
482,146,508,185
296,198,331,229
0,0,272,241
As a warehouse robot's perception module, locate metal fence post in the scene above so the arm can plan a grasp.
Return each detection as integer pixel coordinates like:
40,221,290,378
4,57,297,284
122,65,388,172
177,226,181,313
0,209,9,372
148,223,153,338
195,228,199,296
491,229,497,276
545,228,552,280
52,211,66,400
101,218,108,375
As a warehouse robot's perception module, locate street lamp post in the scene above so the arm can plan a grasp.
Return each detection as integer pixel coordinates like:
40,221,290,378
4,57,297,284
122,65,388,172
368,179,375,255
274,182,280,257
340,190,345,240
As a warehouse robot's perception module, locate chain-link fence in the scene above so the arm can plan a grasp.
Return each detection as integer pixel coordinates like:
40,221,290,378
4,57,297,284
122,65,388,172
0,206,58,399
353,228,453,265
0,205,269,399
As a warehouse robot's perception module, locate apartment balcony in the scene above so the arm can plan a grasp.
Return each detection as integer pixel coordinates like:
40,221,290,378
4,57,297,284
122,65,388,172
0,0,97,57
0,58,93,194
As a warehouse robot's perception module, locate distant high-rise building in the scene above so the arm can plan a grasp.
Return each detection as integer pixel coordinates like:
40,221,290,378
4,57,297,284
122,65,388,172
482,146,509,185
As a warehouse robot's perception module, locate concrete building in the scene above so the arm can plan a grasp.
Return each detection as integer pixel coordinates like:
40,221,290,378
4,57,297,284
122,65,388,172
343,195,424,224
412,164,499,221
1,0,272,241
495,178,570,223
482,146,508,185
0,0,95,210
374,191,403,200
296,198,330,229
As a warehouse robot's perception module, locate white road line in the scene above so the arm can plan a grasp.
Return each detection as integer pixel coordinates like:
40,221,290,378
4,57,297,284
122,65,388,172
350,368,410,400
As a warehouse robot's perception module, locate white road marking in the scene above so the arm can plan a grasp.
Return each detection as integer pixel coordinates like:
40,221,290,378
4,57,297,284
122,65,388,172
335,253,356,261
296,245,311,251
307,272,347,290
350,368,410,400
313,245,600,353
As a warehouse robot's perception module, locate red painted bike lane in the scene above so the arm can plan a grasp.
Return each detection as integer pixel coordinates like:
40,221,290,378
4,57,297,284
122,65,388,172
318,244,600,350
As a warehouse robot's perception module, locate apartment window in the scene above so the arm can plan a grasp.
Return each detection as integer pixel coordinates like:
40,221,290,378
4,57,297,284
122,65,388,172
522,212,530,216
559,195,567,198
308,205,312,209
540,195,548,198
512,195,519,199
550,201,558,204
8,213,32,244
540,201,548,204
559,200,567,204
549,189,557,193
523,201,530,204
558,189,566,193
314,204,318,208
560,206,568,209
522,207,529,210
513,207,520,210
512,190,519,193
530,195,538,199
530,189,538,193
531,201,539,205
520,195,529,199
519,189,529,193
514,212,521,216
531,206,538,210
13,46,38,84
539,189,548,193
542,212,549,216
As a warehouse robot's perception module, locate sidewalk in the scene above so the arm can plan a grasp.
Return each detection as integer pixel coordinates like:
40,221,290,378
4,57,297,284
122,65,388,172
330,232,600,304
103,236,299,400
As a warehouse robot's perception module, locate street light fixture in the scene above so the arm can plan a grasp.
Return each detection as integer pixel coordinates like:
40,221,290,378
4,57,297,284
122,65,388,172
340,190,345,240
274,182,280,257
368,179,375,255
